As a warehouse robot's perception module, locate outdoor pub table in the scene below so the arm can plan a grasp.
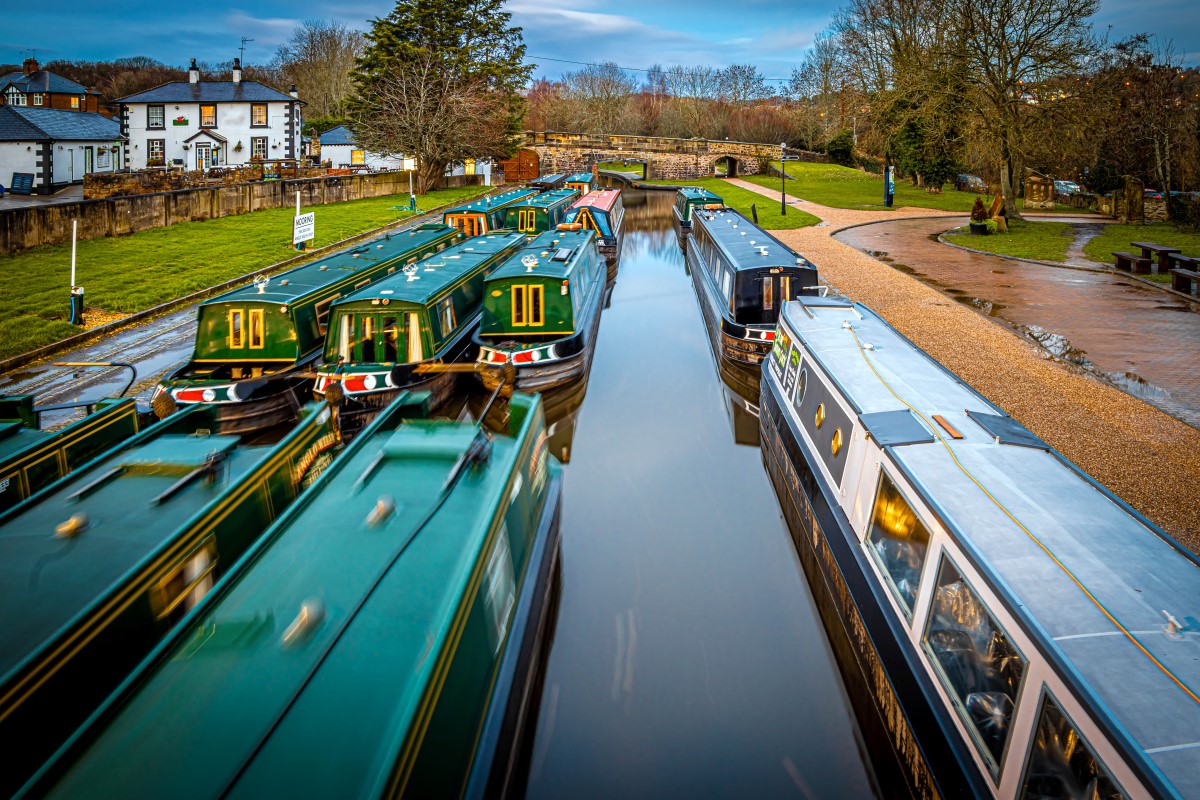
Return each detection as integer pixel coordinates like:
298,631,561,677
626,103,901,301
1131,241,1181,273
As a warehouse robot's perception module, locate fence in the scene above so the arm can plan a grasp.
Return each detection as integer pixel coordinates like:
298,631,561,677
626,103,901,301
0,170,483,256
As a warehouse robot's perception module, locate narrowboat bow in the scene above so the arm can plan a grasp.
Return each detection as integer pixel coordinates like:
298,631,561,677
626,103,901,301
562,188,625,269
685,207,818,365
154,224,465,434
0,401,337,796
25,391,563,800
314,231,527,432
760,295,1200,799
474,229,607,392
443,188,539,237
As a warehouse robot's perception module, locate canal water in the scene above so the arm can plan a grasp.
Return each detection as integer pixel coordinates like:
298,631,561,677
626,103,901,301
521,189,878,798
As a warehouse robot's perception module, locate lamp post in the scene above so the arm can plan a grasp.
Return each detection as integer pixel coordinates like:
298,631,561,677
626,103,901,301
780,143,787,216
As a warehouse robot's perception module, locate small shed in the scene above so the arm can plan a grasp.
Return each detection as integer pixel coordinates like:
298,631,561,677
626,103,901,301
0,106,121,193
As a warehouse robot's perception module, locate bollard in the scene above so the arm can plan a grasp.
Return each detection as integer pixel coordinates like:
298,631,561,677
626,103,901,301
751,203,759,224
69,287,85,326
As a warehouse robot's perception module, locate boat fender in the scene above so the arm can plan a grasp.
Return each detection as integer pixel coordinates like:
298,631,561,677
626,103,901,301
152,391,177,420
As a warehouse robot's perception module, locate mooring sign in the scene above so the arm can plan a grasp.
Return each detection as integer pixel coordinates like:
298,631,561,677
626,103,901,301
293,212,315,244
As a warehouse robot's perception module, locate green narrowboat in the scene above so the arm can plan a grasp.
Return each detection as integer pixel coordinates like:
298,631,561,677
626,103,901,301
527,173,568,191
443,188,539,237
25,391,563,800
0,401,338,797
562,188,625,269
563,171,599,195
314,231,527,430
501,188,580,235
474,229,607,392
673,186,724,231
154,224,465,434
0,394,139,513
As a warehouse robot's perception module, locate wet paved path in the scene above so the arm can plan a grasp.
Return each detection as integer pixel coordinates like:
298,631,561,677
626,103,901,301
838,216,1200,429
727,178,1200,548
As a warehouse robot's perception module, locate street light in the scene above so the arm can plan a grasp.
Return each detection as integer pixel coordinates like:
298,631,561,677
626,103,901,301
780,142,787,216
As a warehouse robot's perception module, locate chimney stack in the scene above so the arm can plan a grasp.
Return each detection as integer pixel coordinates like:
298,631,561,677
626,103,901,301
232,57,242,84
289,84,299,99
188,58,200,84
22,58,39,76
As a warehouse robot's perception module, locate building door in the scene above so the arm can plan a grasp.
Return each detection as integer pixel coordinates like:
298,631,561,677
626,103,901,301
196,143,212,171
67,149,75,181
83,147,93,175
499,149,539,182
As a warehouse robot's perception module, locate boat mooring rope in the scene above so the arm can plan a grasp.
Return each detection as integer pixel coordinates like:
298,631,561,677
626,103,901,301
846,324,1200,707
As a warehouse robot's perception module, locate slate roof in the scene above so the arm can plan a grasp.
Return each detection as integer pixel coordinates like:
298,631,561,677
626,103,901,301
117,81,297,104
0,106,120,142
319,125,356,146
0,70,96,95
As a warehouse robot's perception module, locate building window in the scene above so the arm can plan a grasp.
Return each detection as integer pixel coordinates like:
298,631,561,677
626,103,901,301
148,105,165,129
5,88,26,106
351,149,365,165
464,158,475,176
923,556,1027,777
251,103,268,126
147,139,165,165
32,94,42,106
200,104,216,127
251,136,267,160
70,96,80,109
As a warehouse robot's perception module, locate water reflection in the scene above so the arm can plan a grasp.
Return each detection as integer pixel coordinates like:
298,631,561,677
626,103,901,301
523,190,877,799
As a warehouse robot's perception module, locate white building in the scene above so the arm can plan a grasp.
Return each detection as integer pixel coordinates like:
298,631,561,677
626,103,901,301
0,106,121,194
317,125,407,171
117,59,302,172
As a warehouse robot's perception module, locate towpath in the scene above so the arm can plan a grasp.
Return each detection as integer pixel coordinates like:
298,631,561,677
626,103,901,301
726,177,1200,549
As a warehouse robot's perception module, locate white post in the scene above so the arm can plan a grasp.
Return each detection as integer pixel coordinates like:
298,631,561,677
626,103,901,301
296,190,300,216
71,220,77,288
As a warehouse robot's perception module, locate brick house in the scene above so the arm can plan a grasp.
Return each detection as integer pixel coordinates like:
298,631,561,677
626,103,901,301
0,59,105,115
117,59,302,172
0,106,121,193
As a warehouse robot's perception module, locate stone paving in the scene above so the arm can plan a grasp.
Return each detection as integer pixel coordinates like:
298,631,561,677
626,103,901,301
726,178,1200,549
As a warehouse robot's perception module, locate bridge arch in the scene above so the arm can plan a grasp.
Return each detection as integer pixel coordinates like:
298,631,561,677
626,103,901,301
713,156,742,178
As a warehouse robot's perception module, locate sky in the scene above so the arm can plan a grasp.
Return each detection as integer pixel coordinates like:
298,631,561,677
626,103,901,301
4,0,1198,83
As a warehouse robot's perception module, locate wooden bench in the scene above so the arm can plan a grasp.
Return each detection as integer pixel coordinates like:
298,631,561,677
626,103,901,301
1171,268,1200,295
1113,251,1152,274
1168,253,1200,271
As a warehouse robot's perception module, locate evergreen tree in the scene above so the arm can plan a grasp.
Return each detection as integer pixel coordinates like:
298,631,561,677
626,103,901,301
350,0,532,191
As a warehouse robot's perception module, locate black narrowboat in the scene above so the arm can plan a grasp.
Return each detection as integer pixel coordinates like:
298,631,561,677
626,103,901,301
528,173,568,191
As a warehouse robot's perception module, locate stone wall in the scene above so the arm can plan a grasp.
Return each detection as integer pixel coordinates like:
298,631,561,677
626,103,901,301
83,164,324,199
0,170,482,256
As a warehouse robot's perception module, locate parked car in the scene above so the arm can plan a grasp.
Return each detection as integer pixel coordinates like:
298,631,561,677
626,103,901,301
1144,188,1163,200
956,174,987,193
1053,180,1082,195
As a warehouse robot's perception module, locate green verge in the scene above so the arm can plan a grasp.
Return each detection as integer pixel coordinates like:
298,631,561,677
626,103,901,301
745,161,1091,214
641,177,820,230
0,185,489,362
1083,223,1200,283
597,160,645,178
943,219,1076,262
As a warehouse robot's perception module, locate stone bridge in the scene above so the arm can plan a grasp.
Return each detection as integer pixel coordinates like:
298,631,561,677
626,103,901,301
515,131,826,182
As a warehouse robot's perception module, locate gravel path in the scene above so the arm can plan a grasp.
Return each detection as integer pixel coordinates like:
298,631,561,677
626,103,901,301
726,178,1200,550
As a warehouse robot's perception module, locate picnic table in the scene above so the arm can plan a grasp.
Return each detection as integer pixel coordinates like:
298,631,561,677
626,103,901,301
1131,241,1180,273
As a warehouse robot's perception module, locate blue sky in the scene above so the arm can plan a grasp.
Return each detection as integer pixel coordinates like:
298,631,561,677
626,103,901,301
4,0,1197,81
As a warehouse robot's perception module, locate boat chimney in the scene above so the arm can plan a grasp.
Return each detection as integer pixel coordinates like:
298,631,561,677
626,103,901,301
188,58,200,84
232,57,242,84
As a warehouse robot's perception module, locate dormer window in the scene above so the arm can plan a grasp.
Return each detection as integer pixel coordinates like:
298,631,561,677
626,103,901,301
4,87,26,106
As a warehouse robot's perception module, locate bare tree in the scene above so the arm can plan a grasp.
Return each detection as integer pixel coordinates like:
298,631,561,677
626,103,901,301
720,64,771,105
274,20,365,118
560,62,638,133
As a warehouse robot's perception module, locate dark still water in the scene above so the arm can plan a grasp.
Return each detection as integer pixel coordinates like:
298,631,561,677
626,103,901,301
524,190,878,799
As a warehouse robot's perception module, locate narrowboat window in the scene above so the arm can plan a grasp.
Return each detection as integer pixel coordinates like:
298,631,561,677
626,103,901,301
153,539,217,624
338,315,352,361
1019,692,1127,800
315,296,335,335
437,243,446,252
360,316,376,362
529,285,545,325
781,275,792,302
923,555,1026,777
512,285,526,326
228,309,244,348
438,297,456,336
721,268,732,301
407,312,423,362
867,471,931,618
382,317,399,362
793,368,808,410
763,276,775,310
355,279,370,289
248,309,265,349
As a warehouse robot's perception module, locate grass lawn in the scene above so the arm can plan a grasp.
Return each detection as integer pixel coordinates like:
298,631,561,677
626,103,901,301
641,177,820,230
747,161,1090,215
1083,222,1200,270
598,160,645,178
944,219,1076,262
0,185,488,363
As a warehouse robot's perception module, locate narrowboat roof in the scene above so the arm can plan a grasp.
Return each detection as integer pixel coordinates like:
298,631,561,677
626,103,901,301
780,297,1200,797
332,232,526,307
204,224,459,307
442,188,538,216
677,186,723,203
564,172,595,184
486,229,596,282
510,188,579,210
694,207,814,272
0,408,273,678
529,173,567,185
568,189,621,213
38,394,544,799
0,419,50,461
